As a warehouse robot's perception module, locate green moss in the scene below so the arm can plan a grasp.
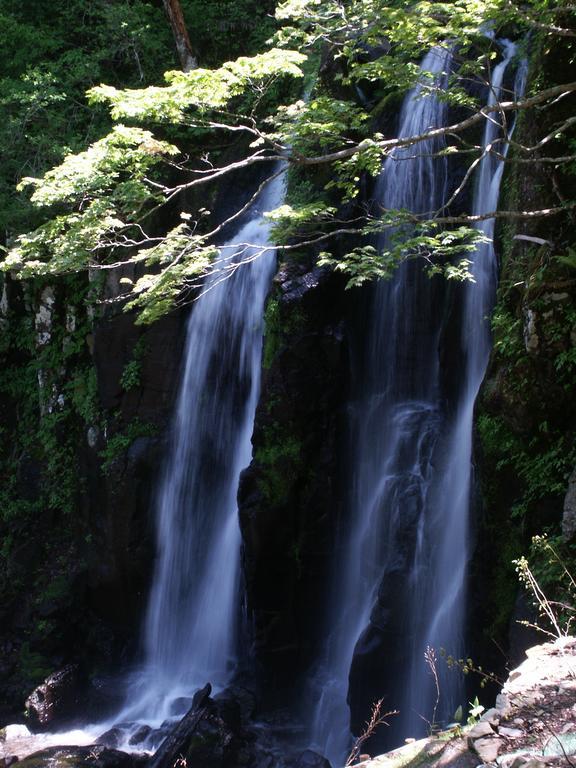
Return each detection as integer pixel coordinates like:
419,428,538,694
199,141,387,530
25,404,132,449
262,297,281,370
262,290,307,370
255,425,302,504
19,642,52,686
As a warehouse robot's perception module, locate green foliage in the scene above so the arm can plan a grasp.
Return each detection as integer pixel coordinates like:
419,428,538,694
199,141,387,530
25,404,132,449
263,297,282,370
90,49,306,123
182,0,277,66
514,534,576,637
125,229,219,324
478,414,576,520
319,226,482,288
467,697,485,726
1,0,575,318
67,367,99,424
0,0,178,238
274,97,371,155
120,338,148,392
19,126,178,209
266,202,337,240
19,642,52,687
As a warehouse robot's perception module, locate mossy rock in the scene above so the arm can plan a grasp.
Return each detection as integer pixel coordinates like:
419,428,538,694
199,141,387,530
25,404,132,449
17,746,142,768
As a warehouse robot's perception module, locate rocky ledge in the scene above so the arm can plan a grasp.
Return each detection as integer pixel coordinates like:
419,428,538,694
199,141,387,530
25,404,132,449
352,637,576,768
2,638,575,768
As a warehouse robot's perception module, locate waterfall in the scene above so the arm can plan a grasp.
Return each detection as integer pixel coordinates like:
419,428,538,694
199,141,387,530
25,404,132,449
118,170,285,727
308,47,453,763
308,42,526,764
399,38,527,740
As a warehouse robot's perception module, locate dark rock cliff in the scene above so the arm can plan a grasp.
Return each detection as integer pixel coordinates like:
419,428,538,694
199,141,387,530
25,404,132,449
238,260,349,702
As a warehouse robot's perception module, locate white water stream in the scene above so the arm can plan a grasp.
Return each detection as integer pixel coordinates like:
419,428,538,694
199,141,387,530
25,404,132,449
308,47,453,763
113,171,286,732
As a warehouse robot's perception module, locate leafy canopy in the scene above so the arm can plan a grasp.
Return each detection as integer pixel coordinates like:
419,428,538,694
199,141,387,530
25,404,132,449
2,0,575,321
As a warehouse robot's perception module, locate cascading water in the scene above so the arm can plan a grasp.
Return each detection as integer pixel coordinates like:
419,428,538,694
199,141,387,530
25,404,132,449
308,47,453,763
398,38,527,740
116,170,286,729
0,170,288,762
309,42,526,764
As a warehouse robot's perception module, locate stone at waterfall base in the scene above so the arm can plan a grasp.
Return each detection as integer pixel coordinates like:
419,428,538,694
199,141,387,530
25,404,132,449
14,746,144,768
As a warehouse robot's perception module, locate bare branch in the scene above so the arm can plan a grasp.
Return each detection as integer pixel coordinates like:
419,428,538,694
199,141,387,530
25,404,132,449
204,165,288,240
295,81,576,167
504,0,576,37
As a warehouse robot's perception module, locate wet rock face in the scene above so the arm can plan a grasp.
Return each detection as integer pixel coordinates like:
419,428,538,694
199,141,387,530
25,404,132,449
79,308,187,659
238,263,348,698
25,666,81,730
0,274,188,720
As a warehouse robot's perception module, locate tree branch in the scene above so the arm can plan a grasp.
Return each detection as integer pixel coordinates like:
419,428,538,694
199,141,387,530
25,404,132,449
295,81,576,167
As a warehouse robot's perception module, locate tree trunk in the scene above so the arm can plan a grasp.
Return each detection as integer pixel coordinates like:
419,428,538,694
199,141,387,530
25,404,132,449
162,0,198,72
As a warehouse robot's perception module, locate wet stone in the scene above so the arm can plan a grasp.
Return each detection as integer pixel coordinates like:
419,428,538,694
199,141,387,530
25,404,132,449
16,746,140,768
127,726,152,747
169,698,192,716
96,728,125,749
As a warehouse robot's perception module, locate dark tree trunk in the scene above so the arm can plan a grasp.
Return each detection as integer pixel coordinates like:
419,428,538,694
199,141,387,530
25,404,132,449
162,0,198,71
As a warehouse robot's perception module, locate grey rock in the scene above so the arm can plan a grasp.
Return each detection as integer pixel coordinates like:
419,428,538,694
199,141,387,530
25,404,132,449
468,721,495,740
495,694,511,713
473,736,504,763
24,665,81,729
542,732,576,756
480,708,502,725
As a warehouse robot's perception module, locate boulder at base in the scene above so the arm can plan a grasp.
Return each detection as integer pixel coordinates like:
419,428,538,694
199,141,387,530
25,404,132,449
16,746,143,768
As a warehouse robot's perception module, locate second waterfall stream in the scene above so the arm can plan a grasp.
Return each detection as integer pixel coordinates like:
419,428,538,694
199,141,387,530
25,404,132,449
308,42,526,764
